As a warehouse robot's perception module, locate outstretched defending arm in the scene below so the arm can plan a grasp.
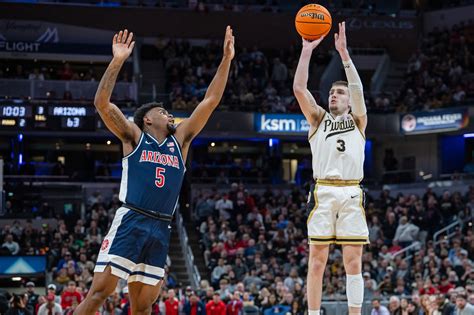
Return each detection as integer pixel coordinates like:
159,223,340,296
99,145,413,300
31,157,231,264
293,37,326,128
335,22,367,131
175,26,235,148
94,29,140,144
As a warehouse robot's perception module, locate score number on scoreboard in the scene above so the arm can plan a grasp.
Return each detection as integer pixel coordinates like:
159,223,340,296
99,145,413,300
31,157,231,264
0,104,96,131
0,105,32,128
49,106,92,129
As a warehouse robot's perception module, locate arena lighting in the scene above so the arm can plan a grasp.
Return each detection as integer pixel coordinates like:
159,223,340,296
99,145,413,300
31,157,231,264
18,133,23,142
19,153,22,164
210,142,215,147
269,138,273,147
11,277,21,281
463,133,474,138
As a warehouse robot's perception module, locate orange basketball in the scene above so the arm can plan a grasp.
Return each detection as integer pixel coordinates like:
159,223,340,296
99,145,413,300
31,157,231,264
295,4,332,40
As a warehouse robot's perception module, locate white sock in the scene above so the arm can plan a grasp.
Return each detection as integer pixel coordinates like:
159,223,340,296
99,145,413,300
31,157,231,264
308,310,320,315
346,273,364,308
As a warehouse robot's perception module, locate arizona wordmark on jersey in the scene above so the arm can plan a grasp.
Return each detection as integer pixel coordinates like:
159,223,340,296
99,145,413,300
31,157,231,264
309,112,365,181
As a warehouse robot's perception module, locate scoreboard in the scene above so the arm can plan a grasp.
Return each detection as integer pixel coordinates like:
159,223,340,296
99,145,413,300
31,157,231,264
0,103,96,131
0,101,187,132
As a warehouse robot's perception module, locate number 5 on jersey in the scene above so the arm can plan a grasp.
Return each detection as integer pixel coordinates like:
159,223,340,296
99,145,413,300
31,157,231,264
155,167,166,188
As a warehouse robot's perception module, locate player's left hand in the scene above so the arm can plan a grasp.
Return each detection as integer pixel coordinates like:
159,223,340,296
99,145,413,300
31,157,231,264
335,21,349,55
223,25,235,60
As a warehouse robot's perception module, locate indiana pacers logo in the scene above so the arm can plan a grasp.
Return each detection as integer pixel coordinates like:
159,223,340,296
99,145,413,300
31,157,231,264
101,239,110,251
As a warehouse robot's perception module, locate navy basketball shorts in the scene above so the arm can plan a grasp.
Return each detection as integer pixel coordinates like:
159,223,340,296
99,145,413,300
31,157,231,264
94,206,171,285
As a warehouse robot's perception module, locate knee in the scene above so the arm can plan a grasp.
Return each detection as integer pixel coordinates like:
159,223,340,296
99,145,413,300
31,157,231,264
308,254,327,274
345,258,361,273
89,288,112,303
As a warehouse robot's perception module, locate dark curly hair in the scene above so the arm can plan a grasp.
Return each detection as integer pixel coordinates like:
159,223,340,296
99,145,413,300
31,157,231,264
133,102,164,130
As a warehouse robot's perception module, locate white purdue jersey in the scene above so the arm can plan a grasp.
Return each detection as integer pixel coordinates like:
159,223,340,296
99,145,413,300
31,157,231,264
309,112,365,180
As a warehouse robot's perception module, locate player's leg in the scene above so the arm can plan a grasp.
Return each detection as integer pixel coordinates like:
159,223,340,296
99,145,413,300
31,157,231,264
74,266,119,315
342,245,364,315
307,244,330,314
306,184,335,315
336,185,369,315
128,280,164,315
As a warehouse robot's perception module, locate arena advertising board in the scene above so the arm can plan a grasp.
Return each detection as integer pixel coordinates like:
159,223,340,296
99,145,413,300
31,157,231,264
400,108,469,135
0,20,112,57
0,256,46,275
254,113,310,134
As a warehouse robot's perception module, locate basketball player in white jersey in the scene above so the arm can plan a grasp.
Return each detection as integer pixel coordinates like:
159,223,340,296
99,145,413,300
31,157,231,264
293,22,369,315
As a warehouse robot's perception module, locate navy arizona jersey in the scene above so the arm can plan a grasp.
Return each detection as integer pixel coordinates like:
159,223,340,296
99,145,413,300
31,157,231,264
119,132,186,216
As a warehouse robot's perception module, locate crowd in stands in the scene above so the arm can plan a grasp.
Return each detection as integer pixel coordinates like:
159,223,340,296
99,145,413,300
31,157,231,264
0,61,133,101
157,39,330,113
160,20,474,115
384,22,474,113
193,182,474,314
0,182,473,314
2,20,473,113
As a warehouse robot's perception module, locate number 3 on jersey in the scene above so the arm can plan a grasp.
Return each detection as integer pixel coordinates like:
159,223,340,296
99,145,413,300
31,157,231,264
336,139,346,152
155,167,166,188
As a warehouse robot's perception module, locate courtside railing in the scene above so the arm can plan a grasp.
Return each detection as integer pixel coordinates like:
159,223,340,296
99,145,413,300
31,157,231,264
175,209,201,288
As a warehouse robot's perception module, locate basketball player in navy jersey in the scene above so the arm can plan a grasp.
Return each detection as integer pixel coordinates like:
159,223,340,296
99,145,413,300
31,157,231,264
75,27,234,315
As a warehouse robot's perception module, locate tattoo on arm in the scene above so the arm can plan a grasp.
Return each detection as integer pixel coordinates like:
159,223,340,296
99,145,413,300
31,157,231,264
108,108,125,125
97,61,122,102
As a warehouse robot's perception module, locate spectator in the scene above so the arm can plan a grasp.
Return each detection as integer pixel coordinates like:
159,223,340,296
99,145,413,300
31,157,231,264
5,293,31,315
212,258,227,285
388,296,401,315
393,216,420,247
2,234,20,255
226,291,243,315
25,282,39,314
184,292,205,315
370,298,390,315
206,293,226,315
37,294,63,315
455,292,474,315
164,289,179,315
60,281,82,311
436,293,456,315
57,252,78,271
215,194,233,221
47,284,61,304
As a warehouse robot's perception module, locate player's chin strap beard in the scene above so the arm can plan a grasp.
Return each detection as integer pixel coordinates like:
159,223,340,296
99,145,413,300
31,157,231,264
167,123,176,135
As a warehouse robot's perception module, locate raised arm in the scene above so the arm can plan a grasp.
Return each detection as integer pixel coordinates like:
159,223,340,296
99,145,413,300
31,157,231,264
293,37,326,128
94,29,140,144
175,26,235,147
335,21,367,133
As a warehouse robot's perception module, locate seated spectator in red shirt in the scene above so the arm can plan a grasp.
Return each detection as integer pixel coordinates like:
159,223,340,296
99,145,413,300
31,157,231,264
437,275,454,294
61,281,82,311
419,278,438,295
164,289,179,315
206,293,226,315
